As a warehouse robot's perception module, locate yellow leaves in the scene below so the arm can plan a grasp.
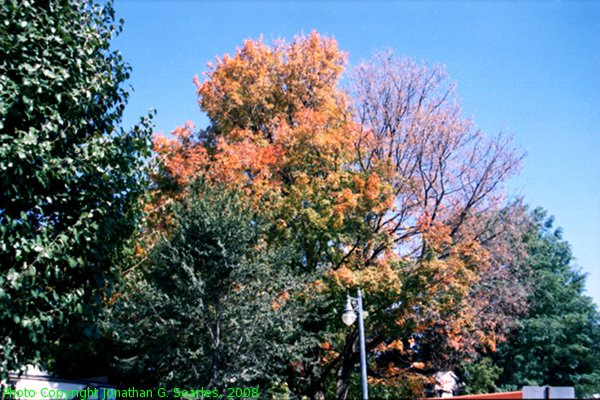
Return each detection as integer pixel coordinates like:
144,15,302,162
411,361,425,370
310,279,327,294
366,376,383,385
197,31,347,140
375,339,405,354
337,188,359,209
188,34,363,229
365,173,383,202
367,260,404,294
285,31,346,110
155,36,402,278
479,331,499,352
275,108,356,180
331,188,359,227
326,258,403,297
351,172,395,214
389,339,404,352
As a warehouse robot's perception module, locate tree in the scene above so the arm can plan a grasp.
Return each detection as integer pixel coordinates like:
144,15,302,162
0,0,152,379
460,357,502,394
152,33,391,271
151,36,527,398
490,209,600,397
110,180,314,396
341,52,527,397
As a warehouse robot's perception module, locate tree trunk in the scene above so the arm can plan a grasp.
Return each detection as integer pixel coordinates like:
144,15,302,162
336,332,357,400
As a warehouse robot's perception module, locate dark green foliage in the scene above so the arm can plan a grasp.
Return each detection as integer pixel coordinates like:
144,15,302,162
111,181,314,395
494,208,600,396
0,0,152,378
460,357,502,394
463,208,600,396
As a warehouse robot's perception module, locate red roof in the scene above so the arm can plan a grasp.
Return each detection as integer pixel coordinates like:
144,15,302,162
423,391,523,399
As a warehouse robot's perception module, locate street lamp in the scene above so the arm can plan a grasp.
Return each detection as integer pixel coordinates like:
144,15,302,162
342,296,357,326
342,288,369,400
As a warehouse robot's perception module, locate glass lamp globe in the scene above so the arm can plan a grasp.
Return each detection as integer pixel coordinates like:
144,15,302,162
342,297,357,326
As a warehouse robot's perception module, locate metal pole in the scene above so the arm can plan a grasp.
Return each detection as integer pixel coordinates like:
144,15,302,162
357,288,369,400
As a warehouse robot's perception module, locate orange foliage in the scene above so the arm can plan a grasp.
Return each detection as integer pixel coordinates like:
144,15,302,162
153,121,207,187
272,290,291,312
147,33,528,396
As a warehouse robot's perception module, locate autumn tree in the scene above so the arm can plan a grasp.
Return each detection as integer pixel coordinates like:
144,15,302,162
150,37,527,398
314,51,527,398
0,0,152,379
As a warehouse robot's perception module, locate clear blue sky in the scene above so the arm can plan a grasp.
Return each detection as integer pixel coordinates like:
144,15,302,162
113,1,600,306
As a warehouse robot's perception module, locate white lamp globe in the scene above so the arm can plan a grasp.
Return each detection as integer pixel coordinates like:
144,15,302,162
342,297,357,326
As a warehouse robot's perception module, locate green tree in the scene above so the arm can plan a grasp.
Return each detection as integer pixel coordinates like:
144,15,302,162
460,357,503,394
0,0,152,378
462,208,600,397
494,208,600,396
111,180,315,395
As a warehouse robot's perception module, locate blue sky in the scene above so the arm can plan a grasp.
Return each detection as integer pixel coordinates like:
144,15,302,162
113,1,600,305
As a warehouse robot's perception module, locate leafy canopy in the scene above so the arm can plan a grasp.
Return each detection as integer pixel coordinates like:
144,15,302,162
150,34,527,398
111,180,314,394
492,209,600,396
0,0,152,378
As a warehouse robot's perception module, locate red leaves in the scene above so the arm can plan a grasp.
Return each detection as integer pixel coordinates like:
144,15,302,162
153,121,207,187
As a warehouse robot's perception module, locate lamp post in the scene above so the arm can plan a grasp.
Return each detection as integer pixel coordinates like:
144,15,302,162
342,288,368,400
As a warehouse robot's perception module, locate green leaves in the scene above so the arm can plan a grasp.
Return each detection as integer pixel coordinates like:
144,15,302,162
465,209,600,396
111,181,311,393
460,357,503,394
0,0,152,380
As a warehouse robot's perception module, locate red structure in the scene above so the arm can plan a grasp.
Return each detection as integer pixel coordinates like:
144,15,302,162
425,391,523,399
